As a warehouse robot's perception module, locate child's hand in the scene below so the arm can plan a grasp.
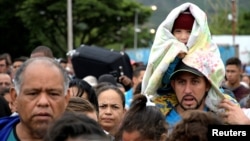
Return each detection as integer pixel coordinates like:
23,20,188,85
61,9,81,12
177,52,186,58
119,75,133,87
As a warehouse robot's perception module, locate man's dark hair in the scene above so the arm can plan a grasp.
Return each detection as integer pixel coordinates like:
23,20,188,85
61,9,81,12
225,57,242,68
133,65,146,77
0,54,10,66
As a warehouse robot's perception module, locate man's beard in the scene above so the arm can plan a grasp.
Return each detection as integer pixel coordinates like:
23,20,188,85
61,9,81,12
28,120,51,139
179,94,206,111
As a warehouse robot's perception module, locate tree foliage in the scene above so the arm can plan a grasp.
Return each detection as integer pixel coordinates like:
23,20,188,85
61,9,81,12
209,10,232,35
2,0,250,58
0,0,31,59
237,11,250,34
14,0,152,57
208,10,250,35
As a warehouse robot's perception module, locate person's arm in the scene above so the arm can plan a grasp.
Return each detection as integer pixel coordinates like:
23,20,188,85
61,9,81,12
219,99,250,125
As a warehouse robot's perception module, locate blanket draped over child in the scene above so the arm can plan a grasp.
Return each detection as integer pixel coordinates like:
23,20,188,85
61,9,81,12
141,2,238,115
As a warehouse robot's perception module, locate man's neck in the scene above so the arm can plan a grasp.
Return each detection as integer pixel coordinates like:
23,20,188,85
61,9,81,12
225,81,241,89
16,123,44,141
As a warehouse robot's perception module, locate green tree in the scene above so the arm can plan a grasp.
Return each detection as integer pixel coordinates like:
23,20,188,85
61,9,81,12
238,11,250,34
16,0,152,57
0,0,31,59
209,10,232,35
209,10,250,35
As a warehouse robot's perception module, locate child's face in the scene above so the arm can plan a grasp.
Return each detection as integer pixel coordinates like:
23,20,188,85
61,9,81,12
173,29,191,44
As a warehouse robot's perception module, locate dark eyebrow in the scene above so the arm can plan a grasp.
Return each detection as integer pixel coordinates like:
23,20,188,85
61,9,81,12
174,77,184,80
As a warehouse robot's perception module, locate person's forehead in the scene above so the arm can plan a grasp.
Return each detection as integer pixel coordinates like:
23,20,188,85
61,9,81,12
26,60,52,68
23,61,61,78
20,63,65,89
0,74,11,81
98,90,123,102
13,61,24,65
226,64,241,70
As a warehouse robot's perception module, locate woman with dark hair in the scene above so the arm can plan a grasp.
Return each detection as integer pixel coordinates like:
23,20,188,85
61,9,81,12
0,95,11,118
69,78,98,112
115,94,168,141
96,85,126,138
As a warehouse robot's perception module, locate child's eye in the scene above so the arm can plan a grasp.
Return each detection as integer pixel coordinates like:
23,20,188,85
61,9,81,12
174,29,181,32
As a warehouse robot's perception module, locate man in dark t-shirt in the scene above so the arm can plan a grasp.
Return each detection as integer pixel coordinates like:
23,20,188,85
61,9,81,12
222,57,250,102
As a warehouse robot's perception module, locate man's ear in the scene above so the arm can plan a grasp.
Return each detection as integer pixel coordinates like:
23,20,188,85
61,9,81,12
10,87,17,102
123,108,127,114
170,80,175,88
205,79,212,92
10,87,18,112
64,89,71,107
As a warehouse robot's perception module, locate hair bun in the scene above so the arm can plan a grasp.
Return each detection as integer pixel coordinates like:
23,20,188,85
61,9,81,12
130,94,147,109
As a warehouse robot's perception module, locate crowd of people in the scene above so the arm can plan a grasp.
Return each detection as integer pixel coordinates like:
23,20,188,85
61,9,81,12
0,2,250,141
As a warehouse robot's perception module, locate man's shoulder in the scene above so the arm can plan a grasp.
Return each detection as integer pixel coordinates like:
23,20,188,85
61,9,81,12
0,115,20,129
0,115,20,140
234,85,250,97
0,115,19,121
166,109,181,125
238,85,250,92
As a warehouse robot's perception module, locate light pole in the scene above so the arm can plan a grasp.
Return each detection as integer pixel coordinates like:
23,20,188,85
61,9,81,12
67,0,73,52
134,9,139,50
231,0,236,46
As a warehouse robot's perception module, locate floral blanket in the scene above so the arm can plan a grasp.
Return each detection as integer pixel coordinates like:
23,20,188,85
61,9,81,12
141,2,238,115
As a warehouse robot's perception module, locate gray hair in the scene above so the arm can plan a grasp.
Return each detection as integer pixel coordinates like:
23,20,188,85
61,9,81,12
13,57,70,95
